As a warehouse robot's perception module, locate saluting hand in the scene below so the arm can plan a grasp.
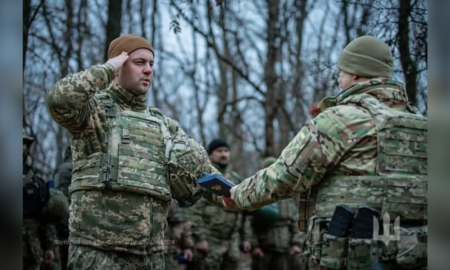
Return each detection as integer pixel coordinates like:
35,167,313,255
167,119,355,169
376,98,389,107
105,51,129,73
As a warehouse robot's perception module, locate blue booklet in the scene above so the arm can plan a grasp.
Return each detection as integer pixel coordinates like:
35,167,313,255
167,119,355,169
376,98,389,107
197,172,235,196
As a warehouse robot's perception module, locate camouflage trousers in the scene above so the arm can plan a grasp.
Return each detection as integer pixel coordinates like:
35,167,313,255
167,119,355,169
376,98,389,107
68,245,165,270
252,250,302,270
187,235,239,270
23,235,61,270
238,252,252,270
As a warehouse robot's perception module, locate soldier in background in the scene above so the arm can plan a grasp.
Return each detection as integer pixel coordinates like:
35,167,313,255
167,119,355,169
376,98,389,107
164,200,194,270
187,139,252,270
250,157,304,270
23,128,69,270
53,146,72,270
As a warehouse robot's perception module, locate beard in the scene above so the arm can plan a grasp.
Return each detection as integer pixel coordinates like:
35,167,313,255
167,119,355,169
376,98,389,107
216,157,229,167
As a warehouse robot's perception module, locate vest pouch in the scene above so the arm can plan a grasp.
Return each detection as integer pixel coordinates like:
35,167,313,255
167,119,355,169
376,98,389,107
347,238,373,270
306,217,328,270
114,112,172,201
396,225,427,268
70,152,104,193
319,233,347,269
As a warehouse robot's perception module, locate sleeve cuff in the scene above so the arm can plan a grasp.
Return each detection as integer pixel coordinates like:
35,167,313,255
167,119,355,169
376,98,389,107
102,63,116,82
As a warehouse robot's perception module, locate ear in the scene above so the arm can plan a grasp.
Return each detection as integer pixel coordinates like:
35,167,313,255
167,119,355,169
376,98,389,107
352,74,360,81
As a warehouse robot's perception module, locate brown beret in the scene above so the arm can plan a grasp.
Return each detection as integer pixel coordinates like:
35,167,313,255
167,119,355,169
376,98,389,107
107,34,154,59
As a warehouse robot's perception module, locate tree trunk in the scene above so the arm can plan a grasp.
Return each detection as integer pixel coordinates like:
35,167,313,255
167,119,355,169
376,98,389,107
264,0,279,157
150,0,160,108
398,0,418,105
215,3,230,140
104,0,123,62
23,0,32,71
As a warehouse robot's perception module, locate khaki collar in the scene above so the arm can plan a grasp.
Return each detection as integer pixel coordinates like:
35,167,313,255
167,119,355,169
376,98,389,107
107,82,147,111
318,78,408,111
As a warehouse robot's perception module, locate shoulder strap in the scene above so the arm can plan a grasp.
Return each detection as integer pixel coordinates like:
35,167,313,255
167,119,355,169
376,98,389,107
96,93,117,118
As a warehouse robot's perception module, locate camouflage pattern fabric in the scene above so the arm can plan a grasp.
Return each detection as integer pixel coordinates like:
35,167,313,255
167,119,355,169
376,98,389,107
188,233,240,270
233,78,427,269
23,156,62,270
166,135,212,207
42,189,69,222
53,147,72,270
46,64,222,263
164,200,194,270
23,213,61,270
68,245,165,270
187,164,252,270
251,197,304,270
43,225,62,270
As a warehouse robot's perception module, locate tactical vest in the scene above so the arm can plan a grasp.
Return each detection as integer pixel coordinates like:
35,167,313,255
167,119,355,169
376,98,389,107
306,94,427,269
23,169,49,218
313,94,427,221
69,95,172,202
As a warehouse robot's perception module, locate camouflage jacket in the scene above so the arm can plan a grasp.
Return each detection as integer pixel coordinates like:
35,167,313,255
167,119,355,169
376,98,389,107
46,64,221,255
234,78,426,213
164,200,194,254
251,196,305,252
23,219,58,266
188,163,252,242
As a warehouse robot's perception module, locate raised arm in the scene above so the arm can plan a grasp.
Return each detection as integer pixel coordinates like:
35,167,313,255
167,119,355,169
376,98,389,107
45,52,128,132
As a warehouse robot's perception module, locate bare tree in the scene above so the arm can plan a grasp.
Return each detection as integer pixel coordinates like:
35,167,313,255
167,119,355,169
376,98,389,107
398,0,418,105
104,0,123,62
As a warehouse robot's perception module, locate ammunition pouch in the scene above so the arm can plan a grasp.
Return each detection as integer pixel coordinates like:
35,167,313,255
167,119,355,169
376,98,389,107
347,238,373,270
303,215,428,269
320,234,347,269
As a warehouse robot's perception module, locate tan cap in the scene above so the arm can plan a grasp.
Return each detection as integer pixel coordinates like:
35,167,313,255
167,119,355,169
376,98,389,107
107,34,154,59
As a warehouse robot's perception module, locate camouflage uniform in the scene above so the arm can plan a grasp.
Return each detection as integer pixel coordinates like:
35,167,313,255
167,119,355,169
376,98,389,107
250,157,304,270
251,197,304,270
23,149,63,270
53,146,72,270
46,64,221,270
233,78,427,269
187,163,252,270
164,200,194,270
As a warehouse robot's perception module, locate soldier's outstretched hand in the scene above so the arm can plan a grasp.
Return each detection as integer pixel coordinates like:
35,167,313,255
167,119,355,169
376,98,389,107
222,186,238,209
105,51,129,73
